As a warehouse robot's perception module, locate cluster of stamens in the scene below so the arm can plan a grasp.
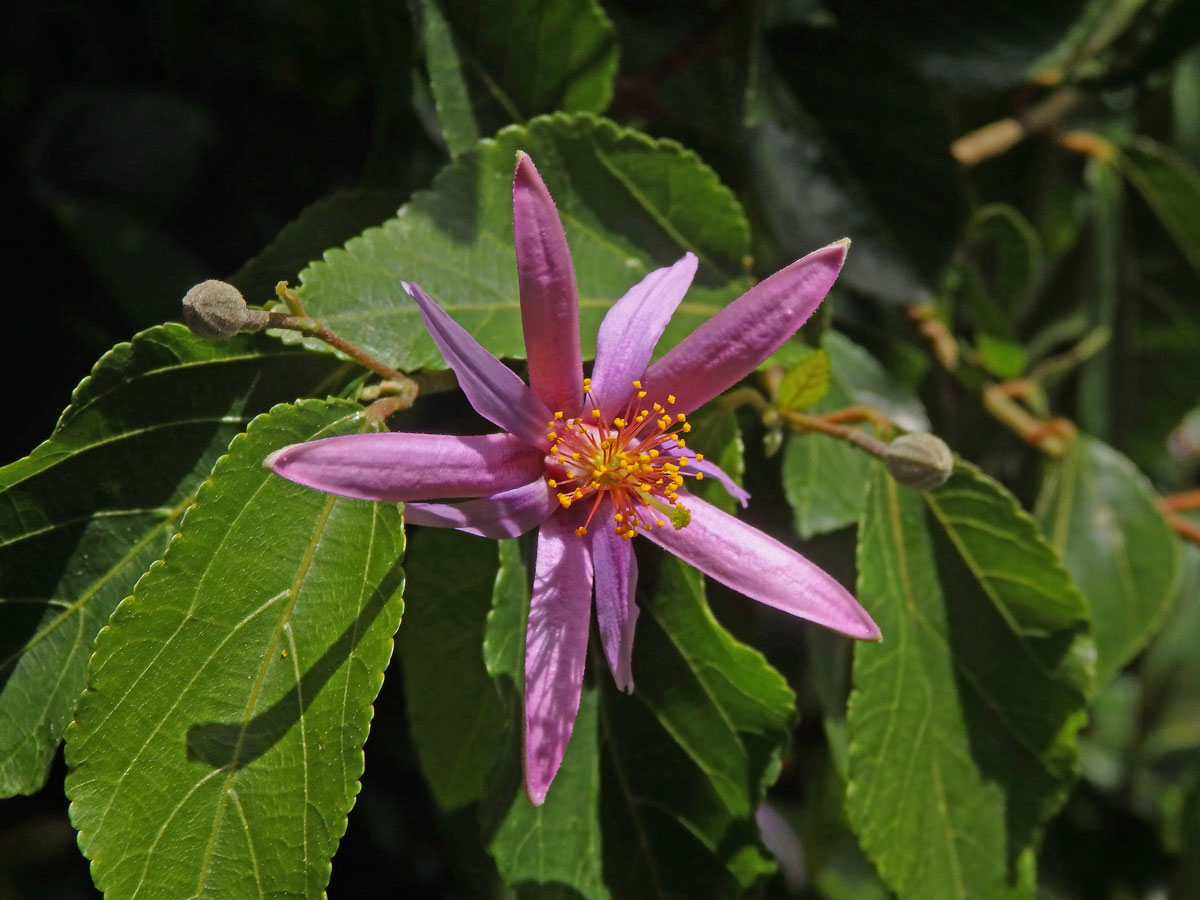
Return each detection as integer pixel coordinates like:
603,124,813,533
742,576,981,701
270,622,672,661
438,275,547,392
545,378,704,540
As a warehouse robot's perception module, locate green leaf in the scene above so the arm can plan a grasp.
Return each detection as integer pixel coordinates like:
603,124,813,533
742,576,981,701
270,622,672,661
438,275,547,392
1037,435,1183,686
414,0,479,157
65,399,405,899
1119,136,1200,281
751,27,964,302
294,113,751,371
599,557,795,898
834,0,1090,89
782,333,927,538
229,189,408,303
0,325,350,797
1076,158,1123,438
479,538,609,899
686,405,745,516
976,333,1029,380
1034,0,1199,86
414,0,617,156
398,527,505,810
488,688,609,900
952,202,1042,372
777,347,832,413
847,463,1091,899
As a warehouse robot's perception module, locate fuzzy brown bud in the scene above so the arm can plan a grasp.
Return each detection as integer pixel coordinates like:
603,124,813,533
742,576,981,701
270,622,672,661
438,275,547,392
884,433,954,491
181,280,269,339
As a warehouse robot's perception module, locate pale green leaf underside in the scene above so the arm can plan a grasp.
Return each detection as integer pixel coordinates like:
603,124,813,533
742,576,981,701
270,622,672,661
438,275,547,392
65,399,405,900
1036,434,1182,685
0,325,349,797
295,113,751,372
848,463,1091,900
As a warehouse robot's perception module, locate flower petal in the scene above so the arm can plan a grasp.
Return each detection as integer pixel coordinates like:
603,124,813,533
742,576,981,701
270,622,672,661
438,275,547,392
403,479,558,538
663,445,749,508
643,240,849,415
513,153,583,416
642,490,880,640
265,432,543,502
524,510,594,806
591,519,639,692
405,281,551,448
589,253,698,413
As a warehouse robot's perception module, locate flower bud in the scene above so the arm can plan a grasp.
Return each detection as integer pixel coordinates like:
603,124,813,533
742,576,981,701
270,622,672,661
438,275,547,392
884,433,954,490
181,280,269,339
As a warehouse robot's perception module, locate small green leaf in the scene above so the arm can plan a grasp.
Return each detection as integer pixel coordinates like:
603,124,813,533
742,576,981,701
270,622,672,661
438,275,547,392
1037,434,1183,685
976,333,1029,380
600,557,794,897
414,0,478,157
65,399,405,900
966,203,1043,320
1119,136,1200,281
847,463,1091,899
782,333,927,538
777,347,832,412
415,0,616,156
294,113,751,371
398,528,504,810
0,326,350,797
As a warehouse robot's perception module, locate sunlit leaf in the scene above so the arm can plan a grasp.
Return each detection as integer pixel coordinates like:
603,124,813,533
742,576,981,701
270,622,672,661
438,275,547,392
65,399,405,899
293,113,751,371
847,463,1091,899
777,347,832,413
0,326,349,797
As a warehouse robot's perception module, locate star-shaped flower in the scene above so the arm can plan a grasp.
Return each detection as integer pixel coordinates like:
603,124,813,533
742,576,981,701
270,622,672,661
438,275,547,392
267,154,880,804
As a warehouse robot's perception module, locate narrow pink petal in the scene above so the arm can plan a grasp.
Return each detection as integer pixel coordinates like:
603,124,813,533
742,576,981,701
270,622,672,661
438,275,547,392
265,432,543,502
524,510,594,806
642,491,880,640
403,479,557,538
643,240,849,415
513,153,583,416
590,518,639,693
589,253,698,413
405,281,551,448
662,445,750,508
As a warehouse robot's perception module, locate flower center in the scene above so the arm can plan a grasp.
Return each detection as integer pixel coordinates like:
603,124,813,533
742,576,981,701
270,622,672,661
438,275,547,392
544,378,704,539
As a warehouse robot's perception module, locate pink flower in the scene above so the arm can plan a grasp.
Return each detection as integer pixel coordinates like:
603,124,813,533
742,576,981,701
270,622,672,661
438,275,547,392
266,154,880,805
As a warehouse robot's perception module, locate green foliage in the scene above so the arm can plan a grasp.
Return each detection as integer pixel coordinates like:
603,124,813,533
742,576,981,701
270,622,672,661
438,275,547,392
292,113,751,371
848,463,1091,899
0,326,350,797
1038,435,1183,686
598,558,796,897
5,3,1200,897
65,400,405,899
781,333,928,539
413,0,617,156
